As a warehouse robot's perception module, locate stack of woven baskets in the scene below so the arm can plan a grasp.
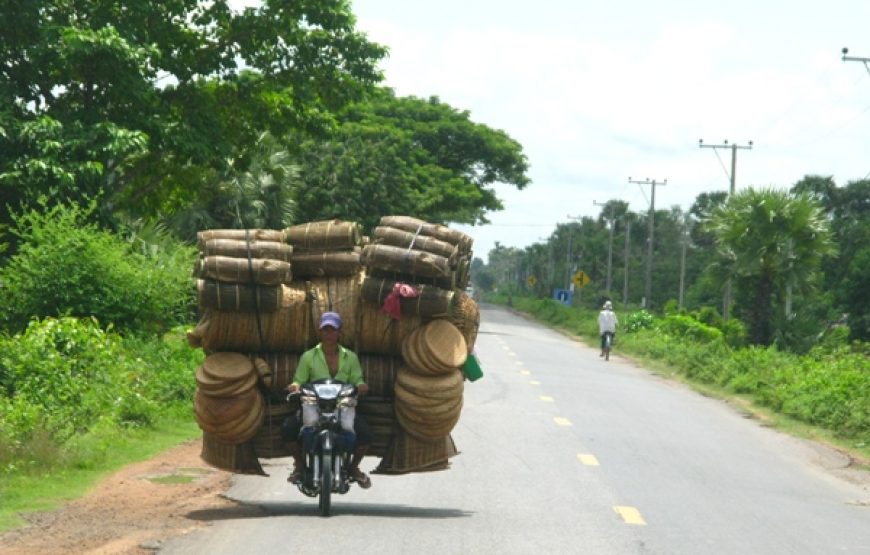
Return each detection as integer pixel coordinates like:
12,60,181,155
187,217,480,476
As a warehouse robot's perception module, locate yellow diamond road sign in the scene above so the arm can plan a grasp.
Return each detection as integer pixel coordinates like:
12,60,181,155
572,270,590,288
527,275,538,286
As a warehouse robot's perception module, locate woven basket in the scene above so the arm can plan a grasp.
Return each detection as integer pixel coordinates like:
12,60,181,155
395,366,464,400
285,219,362,251
419,319,467,369
449,291,480,353
200,239,292,261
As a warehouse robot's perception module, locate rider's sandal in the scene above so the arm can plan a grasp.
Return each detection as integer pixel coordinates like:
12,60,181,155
350,467,371,489
287,469,303,484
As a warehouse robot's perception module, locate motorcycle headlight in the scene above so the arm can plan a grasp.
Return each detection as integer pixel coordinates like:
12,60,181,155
313,383,342,400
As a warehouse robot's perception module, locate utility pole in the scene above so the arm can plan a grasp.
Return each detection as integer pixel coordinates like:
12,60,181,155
842,47,870,76
593,200,615,293
628,177,666,309
699,139,753,319
623,217,631,309
678,215,688,310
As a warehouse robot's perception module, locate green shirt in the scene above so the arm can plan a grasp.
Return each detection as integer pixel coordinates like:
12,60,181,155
292,343,366,386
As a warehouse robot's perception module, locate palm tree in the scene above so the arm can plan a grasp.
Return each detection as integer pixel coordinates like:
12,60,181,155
165,132,300,239
704,187,835,346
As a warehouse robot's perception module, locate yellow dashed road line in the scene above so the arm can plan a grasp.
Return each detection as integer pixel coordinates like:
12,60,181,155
539,395,554,402
529,380,541,385
614,506,647,525
553,417,572,426
519,370,530,375
577,454,600,466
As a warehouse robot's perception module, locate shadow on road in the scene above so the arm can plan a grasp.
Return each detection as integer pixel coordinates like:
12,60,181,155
187,502,473,521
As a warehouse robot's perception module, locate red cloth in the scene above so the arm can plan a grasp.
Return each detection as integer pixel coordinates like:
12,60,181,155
381,283,421,320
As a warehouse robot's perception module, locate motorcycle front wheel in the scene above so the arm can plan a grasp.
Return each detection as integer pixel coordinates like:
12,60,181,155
318,452,332,517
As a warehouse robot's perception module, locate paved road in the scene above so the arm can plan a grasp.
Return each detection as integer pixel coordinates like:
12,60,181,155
162,304,870,554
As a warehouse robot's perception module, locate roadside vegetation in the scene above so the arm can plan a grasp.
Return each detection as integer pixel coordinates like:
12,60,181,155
487,293,869,462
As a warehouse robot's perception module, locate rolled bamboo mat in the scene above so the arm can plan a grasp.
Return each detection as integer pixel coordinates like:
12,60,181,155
197,229,287,246
201,432,266,475
187,284,313,353
358,354,401,398
194,255,292,285
372,226,457,259
373,431,458,474
197,280,283,312
305,274,362,349
200,238,292,261
360,277,455,319
357,301,423,356
368,268,456,291
249,352,301,397
285,219,362,251
361,244,451,279
291,249,361,278
379,216,473,255
251,400,294,458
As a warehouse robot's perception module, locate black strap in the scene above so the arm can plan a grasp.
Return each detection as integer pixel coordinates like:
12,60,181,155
244,229,266,351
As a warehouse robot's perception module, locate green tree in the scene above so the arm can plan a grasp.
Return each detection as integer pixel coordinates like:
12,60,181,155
0,0,386,228
291,90,530,230
704,188,836,346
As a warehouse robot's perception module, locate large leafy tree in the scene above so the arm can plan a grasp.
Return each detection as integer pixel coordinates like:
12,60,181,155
0,0,386,228
792,176,870,340
704,188,836,346
291,90,531,231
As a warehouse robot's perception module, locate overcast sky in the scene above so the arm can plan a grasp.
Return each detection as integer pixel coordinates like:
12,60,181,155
233,1,870,261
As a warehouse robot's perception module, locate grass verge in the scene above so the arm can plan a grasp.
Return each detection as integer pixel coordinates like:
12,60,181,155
0,416,200,532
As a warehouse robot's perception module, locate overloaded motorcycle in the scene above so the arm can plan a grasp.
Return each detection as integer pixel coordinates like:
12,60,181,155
288,378,359,516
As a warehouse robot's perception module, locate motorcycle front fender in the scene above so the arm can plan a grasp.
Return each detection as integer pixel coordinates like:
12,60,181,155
319,429,334,455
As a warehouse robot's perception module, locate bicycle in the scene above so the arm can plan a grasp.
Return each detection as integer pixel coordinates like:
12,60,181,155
602,332,614,361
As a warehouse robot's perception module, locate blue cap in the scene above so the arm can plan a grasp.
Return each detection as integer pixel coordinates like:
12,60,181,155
319,311,342,330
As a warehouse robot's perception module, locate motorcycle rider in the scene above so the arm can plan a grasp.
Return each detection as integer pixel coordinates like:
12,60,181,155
598,300,618,357
283,311,372,488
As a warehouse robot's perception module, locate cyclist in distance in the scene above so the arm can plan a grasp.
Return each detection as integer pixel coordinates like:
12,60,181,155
598,300,618,358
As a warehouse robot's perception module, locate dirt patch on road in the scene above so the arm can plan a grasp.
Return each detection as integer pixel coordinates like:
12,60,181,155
0,440,235,555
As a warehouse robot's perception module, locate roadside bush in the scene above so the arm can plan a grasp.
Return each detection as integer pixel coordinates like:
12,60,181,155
657,314,723,343
623,310,655,332
0,202,196,335
0,316,202,471
695,306,724,329
0,317,139,442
